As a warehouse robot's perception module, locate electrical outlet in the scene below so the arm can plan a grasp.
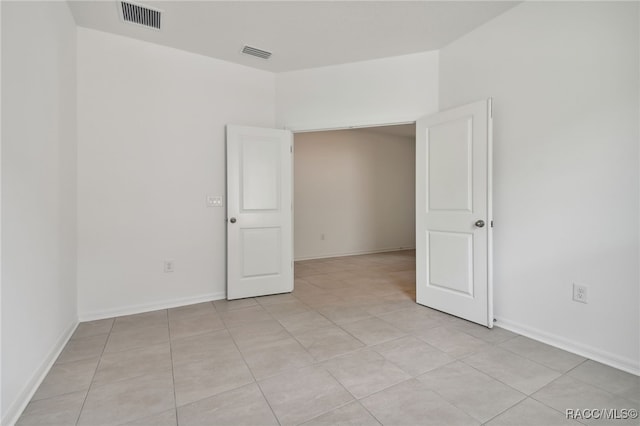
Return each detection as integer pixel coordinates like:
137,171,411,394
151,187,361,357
164,260,174,273
573,283,587,304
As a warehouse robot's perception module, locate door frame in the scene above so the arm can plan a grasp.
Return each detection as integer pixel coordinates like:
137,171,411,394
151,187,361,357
284,111,493,327
224,118,418,300
286,117,418,264
285,120,417,135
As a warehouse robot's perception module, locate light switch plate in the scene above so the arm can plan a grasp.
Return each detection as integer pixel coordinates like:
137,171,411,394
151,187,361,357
207,195,223,207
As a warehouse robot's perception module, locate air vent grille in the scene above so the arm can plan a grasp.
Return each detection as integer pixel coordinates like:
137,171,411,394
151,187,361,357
242,45,272,60
120,1,161,30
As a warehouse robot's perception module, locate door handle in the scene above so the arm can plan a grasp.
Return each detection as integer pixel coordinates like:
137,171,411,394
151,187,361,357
475,220,485,228
229,217,237,224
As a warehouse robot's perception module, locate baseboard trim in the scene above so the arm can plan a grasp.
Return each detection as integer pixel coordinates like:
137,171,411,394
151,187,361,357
295,247,415,262
2,319,79,426
495,316,639,376
78,292,227,322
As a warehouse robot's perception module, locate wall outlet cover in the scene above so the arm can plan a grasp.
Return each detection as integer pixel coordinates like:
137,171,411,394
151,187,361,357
572,283,588,304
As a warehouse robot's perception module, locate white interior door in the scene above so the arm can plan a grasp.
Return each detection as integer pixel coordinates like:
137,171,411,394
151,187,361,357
226,125,293,300
416,99,493,327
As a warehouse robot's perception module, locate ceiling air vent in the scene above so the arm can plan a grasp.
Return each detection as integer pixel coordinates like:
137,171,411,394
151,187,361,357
242,45,272,60
120,1,161,30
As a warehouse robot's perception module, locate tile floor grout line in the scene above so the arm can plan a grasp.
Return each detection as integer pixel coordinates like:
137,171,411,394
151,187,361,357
54,333,113,365
528,371,639,425
528,391,591,426
563,358,589,375
319,312,370,347
321,367,362,406
166,309,180,426
254,298,323,375
208,299,218,315
309,339,367,365
495,335,586,374
265,299,319,364
455,332,573,378
428,373,526,425
560,359,640,401
292,399,355,425
74,317,115,426
478,397,527,426
86,313,172,425
352,375,416,403
225,317,283,426
270,364,356,425
457,353,554,397
354,400,384,426
299,395,384,426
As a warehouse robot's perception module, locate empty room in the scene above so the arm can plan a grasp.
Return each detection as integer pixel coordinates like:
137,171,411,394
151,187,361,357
1,1,639,425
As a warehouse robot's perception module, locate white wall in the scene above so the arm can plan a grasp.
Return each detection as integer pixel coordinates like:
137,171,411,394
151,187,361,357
1,1,4,419
294,129,415,260
439,2,640,373
77,28,276,320
1,2,78,423
276,51,439,130
0,0,4,424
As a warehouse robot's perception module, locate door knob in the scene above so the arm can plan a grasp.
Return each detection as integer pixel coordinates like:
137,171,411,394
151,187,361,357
229,217,237,223
475,220,485,228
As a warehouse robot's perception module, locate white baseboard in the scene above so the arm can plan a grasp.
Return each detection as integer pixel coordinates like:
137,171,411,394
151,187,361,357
78,292,227,322
2,320,78,426
295,247,416,262
495,317,640,376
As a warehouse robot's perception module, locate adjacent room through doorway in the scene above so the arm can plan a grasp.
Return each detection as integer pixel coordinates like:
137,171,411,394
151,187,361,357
291,123,419,312
293,124,416,261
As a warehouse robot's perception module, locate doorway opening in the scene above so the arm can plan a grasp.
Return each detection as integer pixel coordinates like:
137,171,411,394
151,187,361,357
226,99,492,327
292,123,418,304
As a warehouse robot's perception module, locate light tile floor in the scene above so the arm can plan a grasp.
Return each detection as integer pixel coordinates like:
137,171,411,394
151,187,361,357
17,251,640,425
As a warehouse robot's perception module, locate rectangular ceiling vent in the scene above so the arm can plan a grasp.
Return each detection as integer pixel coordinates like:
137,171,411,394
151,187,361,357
120,1,161,30
242,45,272,60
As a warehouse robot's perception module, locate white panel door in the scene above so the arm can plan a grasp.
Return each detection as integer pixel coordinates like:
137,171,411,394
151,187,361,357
226,125,293,300
416,99,493,327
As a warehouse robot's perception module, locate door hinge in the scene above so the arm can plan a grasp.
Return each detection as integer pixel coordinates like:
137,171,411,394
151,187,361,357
491,220,494,228
290,145,292,153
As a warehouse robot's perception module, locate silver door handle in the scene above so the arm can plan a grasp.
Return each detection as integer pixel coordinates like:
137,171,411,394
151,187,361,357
229,217,237,224
475,220,485,228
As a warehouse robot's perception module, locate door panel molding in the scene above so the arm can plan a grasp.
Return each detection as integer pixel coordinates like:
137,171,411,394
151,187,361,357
227,125,293,300
416,99,493,327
